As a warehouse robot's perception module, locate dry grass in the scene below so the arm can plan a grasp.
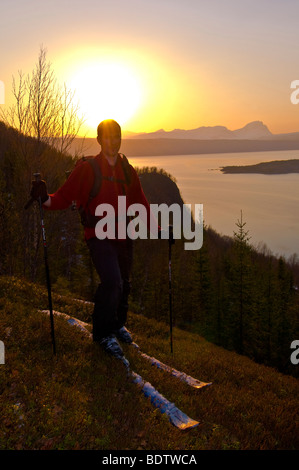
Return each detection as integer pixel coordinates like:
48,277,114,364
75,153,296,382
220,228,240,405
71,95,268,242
0,276,298,450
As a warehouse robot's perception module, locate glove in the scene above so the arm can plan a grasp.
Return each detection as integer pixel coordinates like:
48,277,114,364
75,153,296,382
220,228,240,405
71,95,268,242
30,180,49,204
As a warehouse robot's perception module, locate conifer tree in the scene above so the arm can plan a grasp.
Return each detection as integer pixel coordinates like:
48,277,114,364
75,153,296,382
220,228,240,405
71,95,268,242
229,211,253,354
194,227,216,337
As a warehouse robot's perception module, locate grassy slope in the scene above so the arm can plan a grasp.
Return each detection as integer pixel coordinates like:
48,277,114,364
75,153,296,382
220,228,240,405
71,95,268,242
0,276,298,450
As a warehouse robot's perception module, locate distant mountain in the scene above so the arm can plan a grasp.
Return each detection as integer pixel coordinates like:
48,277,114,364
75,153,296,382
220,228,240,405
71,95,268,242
124,121,273,140
232,121,273,139
69,121,299,157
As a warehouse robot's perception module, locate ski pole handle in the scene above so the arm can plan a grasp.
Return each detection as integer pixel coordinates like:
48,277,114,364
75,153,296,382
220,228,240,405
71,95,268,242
24,173,42,209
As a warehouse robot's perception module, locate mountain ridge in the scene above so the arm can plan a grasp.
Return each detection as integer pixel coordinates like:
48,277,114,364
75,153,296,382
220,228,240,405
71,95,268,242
123,121,273,140
69,121,299,157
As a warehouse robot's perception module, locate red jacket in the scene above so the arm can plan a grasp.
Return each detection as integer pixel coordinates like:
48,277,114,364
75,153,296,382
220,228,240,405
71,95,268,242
45,152,156,240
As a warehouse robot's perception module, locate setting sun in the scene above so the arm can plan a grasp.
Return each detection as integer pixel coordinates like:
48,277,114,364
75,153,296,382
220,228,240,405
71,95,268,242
55,46,186,136
68,60,143,134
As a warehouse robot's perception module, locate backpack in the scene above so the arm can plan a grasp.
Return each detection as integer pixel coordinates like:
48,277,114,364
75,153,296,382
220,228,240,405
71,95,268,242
73,153,132,227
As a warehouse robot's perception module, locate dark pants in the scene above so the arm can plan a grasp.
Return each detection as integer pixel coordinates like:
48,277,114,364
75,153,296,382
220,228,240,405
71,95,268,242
87,237,133,341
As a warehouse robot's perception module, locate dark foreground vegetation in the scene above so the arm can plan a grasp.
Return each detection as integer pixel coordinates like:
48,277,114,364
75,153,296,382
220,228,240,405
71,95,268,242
0,276,298,450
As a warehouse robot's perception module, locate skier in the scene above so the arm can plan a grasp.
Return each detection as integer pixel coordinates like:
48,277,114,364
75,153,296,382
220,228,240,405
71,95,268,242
29,119,160,359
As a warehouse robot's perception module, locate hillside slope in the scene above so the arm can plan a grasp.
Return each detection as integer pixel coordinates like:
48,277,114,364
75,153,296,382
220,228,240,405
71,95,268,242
0,276,298,450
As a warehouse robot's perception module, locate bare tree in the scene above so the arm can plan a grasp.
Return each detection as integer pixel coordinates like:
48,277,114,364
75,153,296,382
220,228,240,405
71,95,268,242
58,82,84,155
1,46,84,165
0,46,85,281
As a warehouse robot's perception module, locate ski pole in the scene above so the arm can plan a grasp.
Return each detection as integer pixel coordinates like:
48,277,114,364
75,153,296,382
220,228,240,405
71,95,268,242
168,224,174,354
26,173,56,355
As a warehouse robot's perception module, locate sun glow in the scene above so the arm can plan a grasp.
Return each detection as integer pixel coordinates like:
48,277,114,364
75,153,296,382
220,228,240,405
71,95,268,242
68,60,143,134
56,46,193,136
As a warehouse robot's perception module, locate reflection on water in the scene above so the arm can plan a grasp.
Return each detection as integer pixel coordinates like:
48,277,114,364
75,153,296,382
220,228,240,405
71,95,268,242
130,150,299,258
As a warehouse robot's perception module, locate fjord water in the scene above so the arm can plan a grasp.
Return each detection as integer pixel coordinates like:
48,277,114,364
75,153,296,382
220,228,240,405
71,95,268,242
130,150,299,259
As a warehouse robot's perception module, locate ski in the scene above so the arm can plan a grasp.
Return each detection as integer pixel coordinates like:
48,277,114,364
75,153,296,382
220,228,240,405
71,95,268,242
43,310,211,388
49,300,212,389
41,310,200,430
130,341,212,389
130,371,200,430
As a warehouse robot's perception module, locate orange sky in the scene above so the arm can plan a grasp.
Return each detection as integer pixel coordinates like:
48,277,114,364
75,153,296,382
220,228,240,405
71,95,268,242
1,1,299,137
